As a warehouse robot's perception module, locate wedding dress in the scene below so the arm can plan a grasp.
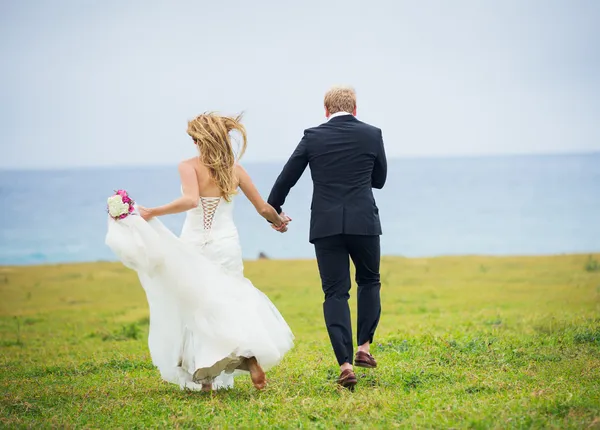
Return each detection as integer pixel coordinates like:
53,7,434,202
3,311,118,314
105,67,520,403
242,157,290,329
105,195,294,390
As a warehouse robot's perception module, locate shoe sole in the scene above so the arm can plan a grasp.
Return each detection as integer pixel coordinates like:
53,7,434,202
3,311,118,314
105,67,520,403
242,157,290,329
339,380,357,391
354,361,377,369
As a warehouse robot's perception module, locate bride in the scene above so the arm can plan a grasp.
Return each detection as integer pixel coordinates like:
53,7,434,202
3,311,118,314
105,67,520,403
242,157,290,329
105,113,294,391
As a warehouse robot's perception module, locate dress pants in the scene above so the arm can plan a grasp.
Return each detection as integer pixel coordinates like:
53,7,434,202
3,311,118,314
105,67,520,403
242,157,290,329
313,234,381,365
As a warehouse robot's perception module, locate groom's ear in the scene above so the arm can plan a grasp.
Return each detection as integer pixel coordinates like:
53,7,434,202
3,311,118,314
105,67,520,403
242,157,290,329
352,106,357,116
325,107,330,118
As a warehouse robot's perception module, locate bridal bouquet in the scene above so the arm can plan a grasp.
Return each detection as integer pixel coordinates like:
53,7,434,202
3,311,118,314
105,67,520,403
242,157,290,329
107,190,135,220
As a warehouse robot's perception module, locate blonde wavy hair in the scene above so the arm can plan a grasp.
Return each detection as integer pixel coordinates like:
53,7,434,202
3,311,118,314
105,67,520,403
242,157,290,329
186,112,247,201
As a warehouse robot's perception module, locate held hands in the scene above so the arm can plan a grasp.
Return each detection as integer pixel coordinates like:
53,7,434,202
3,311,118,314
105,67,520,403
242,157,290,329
272,212,292,233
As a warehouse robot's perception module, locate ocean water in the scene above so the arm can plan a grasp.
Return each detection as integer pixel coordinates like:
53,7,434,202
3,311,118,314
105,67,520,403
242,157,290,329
0,153,598,265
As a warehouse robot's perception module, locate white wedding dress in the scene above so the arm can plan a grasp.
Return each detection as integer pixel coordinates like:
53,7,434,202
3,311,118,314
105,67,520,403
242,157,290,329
105,195,294,390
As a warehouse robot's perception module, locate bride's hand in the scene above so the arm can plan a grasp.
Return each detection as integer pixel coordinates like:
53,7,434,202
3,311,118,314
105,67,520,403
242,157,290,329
138,206,154,221
272,222,288,233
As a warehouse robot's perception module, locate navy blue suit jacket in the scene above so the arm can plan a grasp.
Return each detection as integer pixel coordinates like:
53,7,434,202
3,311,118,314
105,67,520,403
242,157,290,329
267,114,387,243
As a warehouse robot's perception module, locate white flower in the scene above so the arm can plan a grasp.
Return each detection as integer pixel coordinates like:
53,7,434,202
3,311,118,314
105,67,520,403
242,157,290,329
107,195,129,218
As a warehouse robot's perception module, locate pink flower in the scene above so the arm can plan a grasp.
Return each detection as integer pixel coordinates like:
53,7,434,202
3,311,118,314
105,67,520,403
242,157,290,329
107,190,135,220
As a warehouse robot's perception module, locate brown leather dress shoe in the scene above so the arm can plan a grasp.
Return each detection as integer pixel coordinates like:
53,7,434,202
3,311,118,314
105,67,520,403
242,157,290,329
354,351,377,368
337,369,357,390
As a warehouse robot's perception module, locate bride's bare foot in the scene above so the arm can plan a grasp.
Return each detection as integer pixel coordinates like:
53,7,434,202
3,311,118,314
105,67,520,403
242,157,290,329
201,383,212,392
247,357,266,390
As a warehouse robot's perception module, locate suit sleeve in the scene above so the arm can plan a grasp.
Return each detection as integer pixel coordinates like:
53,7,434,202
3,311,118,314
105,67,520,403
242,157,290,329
371,129,387,189
267,132,309,214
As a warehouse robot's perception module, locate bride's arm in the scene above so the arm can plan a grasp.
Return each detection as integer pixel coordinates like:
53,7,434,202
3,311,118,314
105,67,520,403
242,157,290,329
236,164,286,228
140,163,199,219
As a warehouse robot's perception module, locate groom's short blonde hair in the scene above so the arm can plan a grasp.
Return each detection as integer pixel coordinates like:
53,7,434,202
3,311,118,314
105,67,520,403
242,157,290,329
324,86,356,114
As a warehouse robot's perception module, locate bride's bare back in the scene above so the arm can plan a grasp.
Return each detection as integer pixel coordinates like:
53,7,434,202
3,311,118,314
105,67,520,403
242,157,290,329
180,157,283,230
181,157,235,198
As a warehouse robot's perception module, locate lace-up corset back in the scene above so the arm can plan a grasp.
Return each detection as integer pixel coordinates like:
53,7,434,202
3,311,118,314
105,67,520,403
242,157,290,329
199,197,221,231
180,195,237,245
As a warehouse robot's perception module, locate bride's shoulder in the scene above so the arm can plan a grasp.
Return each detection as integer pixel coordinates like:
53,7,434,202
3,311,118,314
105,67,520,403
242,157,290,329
233,163,249,187
177,159,201,179
178,158,201,171
180,157,198,166
234,163,249,177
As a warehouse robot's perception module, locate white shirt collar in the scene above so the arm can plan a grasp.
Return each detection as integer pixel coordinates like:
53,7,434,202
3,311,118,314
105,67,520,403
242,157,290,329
327,111,353,121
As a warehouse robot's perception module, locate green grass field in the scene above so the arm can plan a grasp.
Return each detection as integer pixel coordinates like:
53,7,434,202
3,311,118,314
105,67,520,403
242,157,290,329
1,254,600,429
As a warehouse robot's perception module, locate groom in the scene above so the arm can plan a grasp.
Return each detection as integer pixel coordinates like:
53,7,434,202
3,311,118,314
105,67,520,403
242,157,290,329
267,86,387,389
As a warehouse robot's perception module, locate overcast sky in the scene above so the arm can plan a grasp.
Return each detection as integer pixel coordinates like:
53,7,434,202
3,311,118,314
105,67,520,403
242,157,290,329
1,0,599,169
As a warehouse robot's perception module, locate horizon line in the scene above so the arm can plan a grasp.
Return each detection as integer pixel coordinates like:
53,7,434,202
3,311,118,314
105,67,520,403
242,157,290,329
0,149,598,172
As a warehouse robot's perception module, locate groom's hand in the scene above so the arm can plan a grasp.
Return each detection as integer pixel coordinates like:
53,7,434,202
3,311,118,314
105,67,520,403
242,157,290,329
272,212,291,233
280,212,292,224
